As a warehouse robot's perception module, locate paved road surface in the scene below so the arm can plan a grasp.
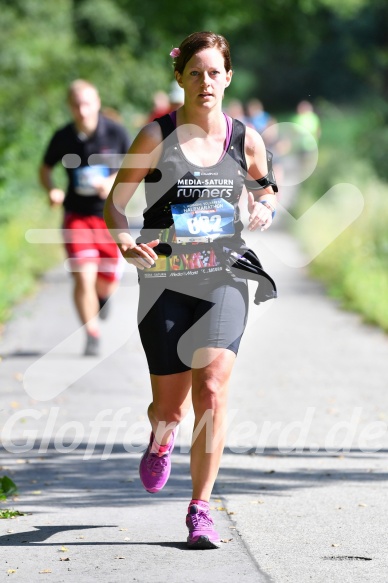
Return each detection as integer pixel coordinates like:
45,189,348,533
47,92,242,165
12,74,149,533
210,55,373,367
1,220,388,582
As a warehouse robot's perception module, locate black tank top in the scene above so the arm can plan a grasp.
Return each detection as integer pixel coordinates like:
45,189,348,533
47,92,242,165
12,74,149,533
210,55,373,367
138,114,249,278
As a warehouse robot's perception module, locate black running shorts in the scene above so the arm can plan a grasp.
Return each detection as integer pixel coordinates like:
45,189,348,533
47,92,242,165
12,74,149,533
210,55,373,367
137,276,249,375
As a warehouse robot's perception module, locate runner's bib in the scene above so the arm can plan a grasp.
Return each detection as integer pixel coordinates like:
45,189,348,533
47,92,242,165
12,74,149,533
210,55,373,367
171,198,235,243
74,165,110,195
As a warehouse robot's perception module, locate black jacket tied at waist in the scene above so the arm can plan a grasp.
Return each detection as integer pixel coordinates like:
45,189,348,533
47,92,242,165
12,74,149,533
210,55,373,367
154,240,277,306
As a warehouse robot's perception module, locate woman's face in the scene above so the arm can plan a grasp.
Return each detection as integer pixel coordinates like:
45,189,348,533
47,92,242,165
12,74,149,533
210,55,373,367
176,47,232,109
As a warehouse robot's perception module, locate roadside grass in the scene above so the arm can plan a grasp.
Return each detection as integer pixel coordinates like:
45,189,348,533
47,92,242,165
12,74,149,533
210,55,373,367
0,476,25,519
293,108,388,332
0,196,63,324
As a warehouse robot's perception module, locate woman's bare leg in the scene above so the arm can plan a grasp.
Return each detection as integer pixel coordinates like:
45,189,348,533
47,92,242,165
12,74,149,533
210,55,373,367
147,371,192,444
190,348,236,501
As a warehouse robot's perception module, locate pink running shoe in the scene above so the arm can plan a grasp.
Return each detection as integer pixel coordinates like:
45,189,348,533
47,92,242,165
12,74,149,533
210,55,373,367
139,431,176,493
186,504,221,549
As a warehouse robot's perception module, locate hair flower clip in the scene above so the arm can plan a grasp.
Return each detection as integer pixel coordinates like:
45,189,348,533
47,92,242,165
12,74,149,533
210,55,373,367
170,48,181,58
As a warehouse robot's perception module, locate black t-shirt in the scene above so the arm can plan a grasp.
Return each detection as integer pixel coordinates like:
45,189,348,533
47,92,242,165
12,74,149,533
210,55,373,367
43,114,131,217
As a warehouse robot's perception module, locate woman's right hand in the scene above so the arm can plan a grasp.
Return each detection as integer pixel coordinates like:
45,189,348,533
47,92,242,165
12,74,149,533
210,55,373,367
118,233,159,270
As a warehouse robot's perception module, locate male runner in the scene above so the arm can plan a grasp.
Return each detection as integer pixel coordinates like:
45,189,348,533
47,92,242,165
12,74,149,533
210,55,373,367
40,79,131,355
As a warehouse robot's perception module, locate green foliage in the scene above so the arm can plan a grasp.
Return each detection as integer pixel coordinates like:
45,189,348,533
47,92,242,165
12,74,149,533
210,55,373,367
360,125,388,183
0,0,386,322
0,195,63,322
0,476,18,501
318,0,369,17
296,103,365,201
294,109,388,332
0,476,25,519
74,0,139,48
0,509,25,519
355,98,388,182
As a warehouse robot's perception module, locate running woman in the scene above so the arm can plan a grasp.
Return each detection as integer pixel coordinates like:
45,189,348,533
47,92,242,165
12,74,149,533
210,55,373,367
104,32,277,549
40,80,132,356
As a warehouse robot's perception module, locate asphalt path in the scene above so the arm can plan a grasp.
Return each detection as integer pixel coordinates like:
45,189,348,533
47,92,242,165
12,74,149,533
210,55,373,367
1,213,388,582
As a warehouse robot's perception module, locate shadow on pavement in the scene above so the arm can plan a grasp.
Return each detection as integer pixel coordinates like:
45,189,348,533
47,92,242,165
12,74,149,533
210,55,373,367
0,525,115,546
0,525,188,550
1,443,387,510
1,351,46,359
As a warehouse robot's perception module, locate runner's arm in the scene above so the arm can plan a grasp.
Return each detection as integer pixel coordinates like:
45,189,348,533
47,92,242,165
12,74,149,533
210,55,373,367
39,164,65,207
244,127,277,231
104,122,163,268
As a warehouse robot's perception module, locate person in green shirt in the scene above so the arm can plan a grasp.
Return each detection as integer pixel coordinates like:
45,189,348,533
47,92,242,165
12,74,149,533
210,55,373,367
292,100,321,152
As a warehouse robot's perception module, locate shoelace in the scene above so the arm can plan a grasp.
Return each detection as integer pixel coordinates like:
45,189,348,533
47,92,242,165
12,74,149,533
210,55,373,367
189,509,214,529
146,452,168,475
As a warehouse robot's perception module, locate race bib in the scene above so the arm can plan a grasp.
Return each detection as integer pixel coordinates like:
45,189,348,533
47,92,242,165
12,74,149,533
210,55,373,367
74,165,110,196
171,198,235,243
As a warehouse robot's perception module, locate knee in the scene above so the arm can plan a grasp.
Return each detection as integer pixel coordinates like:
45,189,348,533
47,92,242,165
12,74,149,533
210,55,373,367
74,274,90,289
73,269,97,291
194,378,227,412
150,403,188,426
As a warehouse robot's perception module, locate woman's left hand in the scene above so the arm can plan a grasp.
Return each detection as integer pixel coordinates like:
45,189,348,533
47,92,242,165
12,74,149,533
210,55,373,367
247,191,273,231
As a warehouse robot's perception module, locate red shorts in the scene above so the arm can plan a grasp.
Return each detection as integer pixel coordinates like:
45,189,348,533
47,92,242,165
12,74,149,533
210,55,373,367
63,213,121,282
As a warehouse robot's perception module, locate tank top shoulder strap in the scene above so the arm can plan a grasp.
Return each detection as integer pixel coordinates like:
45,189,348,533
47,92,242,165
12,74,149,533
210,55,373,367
154,113,248,172
230,118,248,173
154,113,176,140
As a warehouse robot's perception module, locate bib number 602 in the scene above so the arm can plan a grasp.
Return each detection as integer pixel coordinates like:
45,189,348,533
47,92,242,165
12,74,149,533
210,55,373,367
187,214,222,235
